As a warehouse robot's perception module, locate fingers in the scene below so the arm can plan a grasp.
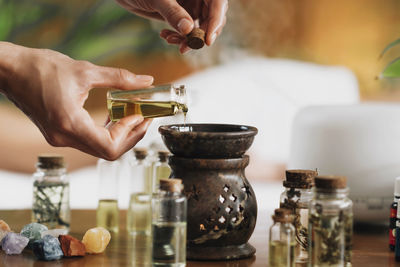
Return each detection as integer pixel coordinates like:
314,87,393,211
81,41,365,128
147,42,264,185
152,0,194,35
74,113,151,160
160,29,191,54
90,65,154,90
205,0,228,46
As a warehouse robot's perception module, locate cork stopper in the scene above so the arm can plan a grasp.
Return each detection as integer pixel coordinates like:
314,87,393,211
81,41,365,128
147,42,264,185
186,28,205,49
37,154,65,169
283,169,318,189
159,178,183,192
158,151,170,162
314,175,347,189
133,147,148,160
272,208,293,223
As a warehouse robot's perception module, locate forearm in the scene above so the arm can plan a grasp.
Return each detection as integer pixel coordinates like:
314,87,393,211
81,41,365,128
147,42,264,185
0,41,25,96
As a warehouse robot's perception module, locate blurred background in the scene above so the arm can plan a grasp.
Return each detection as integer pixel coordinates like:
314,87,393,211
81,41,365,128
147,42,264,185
1,0,400,174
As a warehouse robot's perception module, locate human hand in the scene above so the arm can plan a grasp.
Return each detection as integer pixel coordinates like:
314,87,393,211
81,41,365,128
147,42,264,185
0,42,153,160
116,0,228,53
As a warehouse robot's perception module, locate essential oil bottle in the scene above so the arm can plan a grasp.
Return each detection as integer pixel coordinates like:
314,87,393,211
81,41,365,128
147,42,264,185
280,169,317,263
127,148,152,236
390,177,400,251
268,208,296,267
308,176,353,267
96,159,120,233
152,151,171,193
152,179,187,267
32,155,70,230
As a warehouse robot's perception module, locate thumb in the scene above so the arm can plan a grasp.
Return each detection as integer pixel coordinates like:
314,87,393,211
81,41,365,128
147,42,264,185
154,0,194,35
91,65,154,90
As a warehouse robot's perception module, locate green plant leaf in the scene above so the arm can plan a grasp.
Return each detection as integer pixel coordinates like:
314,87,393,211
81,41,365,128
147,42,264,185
380,38,400,58
381,57,400,78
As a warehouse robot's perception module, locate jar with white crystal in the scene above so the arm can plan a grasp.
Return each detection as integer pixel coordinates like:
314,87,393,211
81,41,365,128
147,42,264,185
32,155,70,230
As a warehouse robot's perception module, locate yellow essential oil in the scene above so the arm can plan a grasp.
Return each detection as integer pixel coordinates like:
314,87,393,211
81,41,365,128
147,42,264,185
107,99,188,121
127,193,151,235
96,199,119,233
269,240,296,267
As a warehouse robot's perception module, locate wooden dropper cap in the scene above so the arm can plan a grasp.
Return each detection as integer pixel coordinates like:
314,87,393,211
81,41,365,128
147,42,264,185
314,175,347,189
186,28,205,49
37,154,65,169
284,169,318,189
158,151,170,162
133,147,148,160
159,178,183,192
272,208,293,223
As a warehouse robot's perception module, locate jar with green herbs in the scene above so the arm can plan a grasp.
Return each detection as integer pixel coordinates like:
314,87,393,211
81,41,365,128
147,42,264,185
32,155,70,230
280,169,317,264
308,176,353,267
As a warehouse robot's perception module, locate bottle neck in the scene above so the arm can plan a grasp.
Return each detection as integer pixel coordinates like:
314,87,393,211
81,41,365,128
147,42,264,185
36,167,66,176
314,187,349,200
394,195,400,201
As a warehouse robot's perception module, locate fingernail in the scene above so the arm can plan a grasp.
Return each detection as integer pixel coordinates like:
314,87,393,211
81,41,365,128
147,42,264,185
136,75,153,83
167,37,181,44
210,33,217,45
177,18,192,34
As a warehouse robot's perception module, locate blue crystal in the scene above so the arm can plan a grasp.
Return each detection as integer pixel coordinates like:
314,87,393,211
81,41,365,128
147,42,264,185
32,235,63,261
1,232,29,255
20,223,48,247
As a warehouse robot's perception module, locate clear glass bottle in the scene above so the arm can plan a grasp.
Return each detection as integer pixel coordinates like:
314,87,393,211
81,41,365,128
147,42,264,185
308,176,353,267
96,159,120,234
127,148,152,235
269,208,296,267
280,169,317,263
107,84,187,121
152,151,171,193
152,179,187,267
32,155,70,230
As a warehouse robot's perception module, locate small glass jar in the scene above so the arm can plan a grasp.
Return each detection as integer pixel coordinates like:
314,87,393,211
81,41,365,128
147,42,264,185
127,148,152,235
308,176,353,267
269,208,296,267
107,84,187,121
32,155,70,230
96,159,120,233
280,169,317,263
152,151,171,193
152,178,187,267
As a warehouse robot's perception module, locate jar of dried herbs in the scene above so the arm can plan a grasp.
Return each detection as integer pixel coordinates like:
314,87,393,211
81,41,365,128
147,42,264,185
280,169,317,263
32,155,70,230
308,176,353,267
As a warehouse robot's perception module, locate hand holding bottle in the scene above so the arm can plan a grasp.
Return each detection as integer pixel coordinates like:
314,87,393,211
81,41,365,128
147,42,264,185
115,0,228,53
0,41,153,160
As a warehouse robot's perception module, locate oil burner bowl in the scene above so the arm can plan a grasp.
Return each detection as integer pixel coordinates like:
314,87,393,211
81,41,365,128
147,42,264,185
158,124,258,158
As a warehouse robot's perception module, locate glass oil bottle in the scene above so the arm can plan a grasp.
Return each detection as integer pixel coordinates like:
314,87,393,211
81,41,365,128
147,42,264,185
152,151,171,193
152,178,187,267
308,176,353,267
32,155,70,230
280,169,317,263
127,148,152,236
390,176,400,251
269,208,296,267
107,84,188,121
96,159,120,233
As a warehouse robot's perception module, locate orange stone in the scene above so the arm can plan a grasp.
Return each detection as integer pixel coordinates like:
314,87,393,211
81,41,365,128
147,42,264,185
58,235,86,257
0,220,11,232
81,227,111,254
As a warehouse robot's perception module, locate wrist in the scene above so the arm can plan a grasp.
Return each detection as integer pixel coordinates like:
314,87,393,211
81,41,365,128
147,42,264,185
0,42,25,96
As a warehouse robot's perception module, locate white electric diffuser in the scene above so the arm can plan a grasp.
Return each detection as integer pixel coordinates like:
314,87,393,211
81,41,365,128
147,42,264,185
288,103,400,224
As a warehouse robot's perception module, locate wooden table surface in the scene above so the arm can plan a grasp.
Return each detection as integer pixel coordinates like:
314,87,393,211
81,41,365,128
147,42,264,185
0,209,399,267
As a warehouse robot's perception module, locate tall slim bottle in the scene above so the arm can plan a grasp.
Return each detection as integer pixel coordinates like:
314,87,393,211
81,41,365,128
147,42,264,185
152,151,171,193
96,159,120,233
152,179,187,267
127,148,152,235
